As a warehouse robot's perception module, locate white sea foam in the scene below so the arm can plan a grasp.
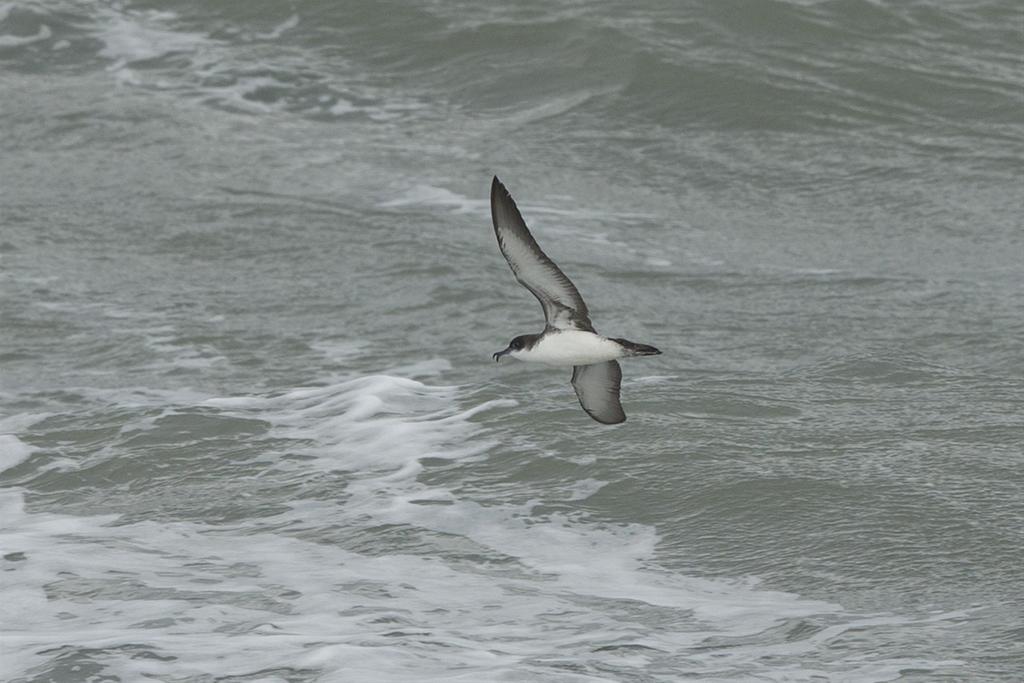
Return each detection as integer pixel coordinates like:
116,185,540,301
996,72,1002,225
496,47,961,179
0,434,32,472
95,8,208,65
254,14,299,40
328,98,357,116
0,371,962,680
66,3,424,123
379,184,488,215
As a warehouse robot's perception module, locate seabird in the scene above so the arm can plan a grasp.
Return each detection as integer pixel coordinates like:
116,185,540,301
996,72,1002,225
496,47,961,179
490,176,661,424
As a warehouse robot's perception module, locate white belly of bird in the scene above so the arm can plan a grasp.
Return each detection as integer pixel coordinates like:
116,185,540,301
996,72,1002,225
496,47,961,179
523,330,623,366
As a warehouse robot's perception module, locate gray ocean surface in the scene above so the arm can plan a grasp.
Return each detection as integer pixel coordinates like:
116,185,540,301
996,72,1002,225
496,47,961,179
2,1,1023,680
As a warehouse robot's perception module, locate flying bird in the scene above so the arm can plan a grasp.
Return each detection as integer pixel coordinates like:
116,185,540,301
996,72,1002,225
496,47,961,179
490,176,661,424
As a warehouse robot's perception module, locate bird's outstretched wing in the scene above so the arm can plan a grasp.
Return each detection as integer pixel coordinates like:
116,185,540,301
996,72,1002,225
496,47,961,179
491,176,594,332
571,361,626,424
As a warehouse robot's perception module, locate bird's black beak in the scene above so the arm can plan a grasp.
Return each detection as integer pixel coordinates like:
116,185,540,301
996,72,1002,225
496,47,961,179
493,347,511,362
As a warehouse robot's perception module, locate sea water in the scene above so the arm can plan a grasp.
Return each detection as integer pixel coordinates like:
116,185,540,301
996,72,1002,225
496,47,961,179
2,1,1022,680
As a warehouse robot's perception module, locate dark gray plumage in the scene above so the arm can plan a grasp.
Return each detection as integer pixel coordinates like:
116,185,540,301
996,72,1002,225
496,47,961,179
571,361,626,425
491,177,594,332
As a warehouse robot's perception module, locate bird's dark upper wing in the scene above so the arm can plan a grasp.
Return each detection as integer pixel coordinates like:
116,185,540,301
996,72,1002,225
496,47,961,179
571,361,626,424
491,176,594,332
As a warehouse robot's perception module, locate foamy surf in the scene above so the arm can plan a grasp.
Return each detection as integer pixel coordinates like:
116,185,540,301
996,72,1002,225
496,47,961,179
0,371,951,681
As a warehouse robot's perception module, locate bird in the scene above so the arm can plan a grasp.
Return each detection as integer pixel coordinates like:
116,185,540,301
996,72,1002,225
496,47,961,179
490,176,661,424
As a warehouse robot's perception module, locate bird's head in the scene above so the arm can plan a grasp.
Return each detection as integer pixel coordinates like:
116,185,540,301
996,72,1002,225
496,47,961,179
492,334,537,362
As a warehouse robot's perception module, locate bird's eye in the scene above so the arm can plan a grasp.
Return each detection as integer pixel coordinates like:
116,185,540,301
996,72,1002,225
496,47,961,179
511,339,522,350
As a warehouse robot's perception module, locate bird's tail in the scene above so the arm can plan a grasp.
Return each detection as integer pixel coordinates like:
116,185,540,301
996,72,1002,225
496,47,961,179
612,338,662,357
